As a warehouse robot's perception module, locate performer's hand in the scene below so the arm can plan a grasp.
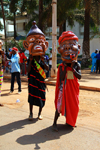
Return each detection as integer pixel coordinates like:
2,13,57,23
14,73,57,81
71,60,76,69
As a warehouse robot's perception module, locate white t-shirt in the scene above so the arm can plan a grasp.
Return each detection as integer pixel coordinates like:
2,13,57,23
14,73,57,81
49,53,52,65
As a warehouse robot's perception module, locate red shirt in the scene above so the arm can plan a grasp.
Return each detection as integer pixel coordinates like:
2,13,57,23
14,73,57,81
19,52,27,63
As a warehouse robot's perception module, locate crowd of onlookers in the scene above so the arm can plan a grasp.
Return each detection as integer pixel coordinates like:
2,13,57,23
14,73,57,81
4,48,28,76
91,49,100,73
3,47,100,75
4,47,53,78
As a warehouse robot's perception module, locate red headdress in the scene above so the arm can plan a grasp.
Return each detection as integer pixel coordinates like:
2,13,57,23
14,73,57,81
58,31,78,45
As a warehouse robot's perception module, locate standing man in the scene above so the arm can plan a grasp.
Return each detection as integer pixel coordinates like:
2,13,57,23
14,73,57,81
49,47,52,77
9,47,21,94
19,48,27,76
91,49,98,73
52,31,81,131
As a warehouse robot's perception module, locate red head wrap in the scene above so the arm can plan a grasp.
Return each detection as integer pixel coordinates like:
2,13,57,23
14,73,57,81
12,47,18,52
58,31,78,45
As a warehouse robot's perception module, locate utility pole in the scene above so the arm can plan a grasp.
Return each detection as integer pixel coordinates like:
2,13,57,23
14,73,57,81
51,0,57,77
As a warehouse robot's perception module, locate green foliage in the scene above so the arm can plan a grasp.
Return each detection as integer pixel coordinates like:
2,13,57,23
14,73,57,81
5,39,25,51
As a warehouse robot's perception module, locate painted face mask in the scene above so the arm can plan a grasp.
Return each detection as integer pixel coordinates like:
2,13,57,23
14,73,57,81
23,21,48,56
58,31,80,63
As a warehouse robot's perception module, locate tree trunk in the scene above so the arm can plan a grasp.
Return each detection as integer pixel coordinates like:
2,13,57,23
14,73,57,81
82,0,91,68
1,0,7,52
39,0,43,31
14,12,17,39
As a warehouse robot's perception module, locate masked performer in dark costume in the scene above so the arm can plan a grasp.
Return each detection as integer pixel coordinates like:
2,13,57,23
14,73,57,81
52,31,81,131
23,21,49,120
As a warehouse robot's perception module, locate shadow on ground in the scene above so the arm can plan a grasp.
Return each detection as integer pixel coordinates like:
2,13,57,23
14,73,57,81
16,124,73,149
0,118,38,136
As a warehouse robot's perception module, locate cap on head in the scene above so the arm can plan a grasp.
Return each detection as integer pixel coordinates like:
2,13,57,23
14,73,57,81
12,47,18,52
58,31,78,45
27,21,45,37
49,47,52,51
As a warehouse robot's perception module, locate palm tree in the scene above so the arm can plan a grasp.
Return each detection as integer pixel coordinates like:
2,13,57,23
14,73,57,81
82,0,91,67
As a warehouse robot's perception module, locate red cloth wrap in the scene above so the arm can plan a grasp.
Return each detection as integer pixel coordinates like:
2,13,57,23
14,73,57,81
58,31,78,45
55,63,79,127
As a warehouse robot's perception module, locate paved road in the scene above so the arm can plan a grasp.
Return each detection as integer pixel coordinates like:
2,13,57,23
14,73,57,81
0,81,100,150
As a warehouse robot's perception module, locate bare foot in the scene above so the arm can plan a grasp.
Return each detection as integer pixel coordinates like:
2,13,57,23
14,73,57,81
28,114,33,121
0,103,3,106
52,124,58,132
66,123,74,128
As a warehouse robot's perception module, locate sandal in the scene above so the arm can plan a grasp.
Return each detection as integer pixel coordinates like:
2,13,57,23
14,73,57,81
38,115,43,120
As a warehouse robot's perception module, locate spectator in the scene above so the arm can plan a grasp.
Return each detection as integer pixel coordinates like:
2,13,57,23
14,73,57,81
91,49,98,73
19,48,27,76
4,55,9,73
9,47,21,94
96,50,100,73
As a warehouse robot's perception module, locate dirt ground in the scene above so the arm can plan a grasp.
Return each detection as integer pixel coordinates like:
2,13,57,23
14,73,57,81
0,80,100,150
1,80,100,129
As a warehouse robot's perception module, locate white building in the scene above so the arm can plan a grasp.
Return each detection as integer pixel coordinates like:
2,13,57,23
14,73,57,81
0,17,100,55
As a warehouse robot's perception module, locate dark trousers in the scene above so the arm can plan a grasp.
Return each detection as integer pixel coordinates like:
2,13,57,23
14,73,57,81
10,72,21,92
96,59,100,73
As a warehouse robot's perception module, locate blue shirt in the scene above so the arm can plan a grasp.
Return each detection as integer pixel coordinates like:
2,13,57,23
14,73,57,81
11,54,20,73
91,52,97,63
96,53,100,60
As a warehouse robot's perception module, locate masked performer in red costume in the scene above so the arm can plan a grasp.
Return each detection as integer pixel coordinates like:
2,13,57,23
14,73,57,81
52,31,81,131
23,21,49,120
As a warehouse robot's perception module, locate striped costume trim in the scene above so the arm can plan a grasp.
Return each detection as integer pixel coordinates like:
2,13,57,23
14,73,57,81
29,93,45,101
29,84,45,92
30,74,45,83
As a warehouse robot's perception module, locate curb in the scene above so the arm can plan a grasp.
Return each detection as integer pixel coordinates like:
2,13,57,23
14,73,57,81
3,75,100,92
